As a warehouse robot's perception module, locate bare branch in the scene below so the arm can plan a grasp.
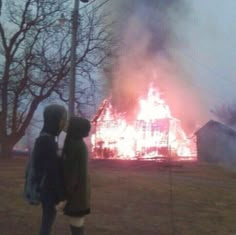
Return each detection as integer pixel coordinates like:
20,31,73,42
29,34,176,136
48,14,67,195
0,0,112,156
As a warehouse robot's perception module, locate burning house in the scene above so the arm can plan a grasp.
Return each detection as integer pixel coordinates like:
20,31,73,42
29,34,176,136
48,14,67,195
195,120,236,165
91,86,196,161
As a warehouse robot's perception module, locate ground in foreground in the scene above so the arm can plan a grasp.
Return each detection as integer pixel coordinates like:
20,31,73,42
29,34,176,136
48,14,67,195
0,158,236,235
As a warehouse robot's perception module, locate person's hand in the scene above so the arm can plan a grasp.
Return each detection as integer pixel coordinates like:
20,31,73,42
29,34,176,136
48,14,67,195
55,200,67,214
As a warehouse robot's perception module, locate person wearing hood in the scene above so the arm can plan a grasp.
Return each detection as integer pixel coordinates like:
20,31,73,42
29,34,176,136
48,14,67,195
33,104,67,235
62,116,91,235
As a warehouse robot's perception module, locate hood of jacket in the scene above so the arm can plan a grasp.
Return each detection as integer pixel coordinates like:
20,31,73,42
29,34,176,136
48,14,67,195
41,104,67,136
67,117,91,139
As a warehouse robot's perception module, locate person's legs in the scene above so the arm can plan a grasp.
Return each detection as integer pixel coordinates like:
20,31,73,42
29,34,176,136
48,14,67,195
39,192,57,235
70,225,85,235
68,216,85,235
39,204,56,235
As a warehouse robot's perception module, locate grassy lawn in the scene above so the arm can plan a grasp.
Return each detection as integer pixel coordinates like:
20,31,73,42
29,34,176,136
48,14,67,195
1,158,236,235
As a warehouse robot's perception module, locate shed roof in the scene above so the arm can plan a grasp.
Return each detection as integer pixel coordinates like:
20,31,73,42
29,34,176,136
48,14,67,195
195,120,236,137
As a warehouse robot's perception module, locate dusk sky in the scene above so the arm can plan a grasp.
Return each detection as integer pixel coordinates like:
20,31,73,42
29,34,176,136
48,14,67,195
173,0,236,107
3,0,236,133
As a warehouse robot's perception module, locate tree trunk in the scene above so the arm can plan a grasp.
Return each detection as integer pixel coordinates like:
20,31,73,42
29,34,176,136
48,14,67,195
0,141,14,159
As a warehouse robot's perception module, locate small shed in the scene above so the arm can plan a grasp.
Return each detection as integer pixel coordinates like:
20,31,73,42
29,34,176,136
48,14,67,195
195,120,236,164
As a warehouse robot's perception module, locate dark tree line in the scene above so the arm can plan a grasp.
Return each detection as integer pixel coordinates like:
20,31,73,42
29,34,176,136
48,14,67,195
212,103,236,128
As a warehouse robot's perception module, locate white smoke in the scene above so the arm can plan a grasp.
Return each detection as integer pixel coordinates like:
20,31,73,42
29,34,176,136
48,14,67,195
103,0,236,132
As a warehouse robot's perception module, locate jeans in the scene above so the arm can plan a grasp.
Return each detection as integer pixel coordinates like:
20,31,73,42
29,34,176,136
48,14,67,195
39,192,57,235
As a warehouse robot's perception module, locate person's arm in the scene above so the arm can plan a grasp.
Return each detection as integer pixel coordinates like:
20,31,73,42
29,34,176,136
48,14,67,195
64,151,79,196
33,136,51,185
77,142,88,189
64,141,88,196
33,135,64,201
33,135,55,177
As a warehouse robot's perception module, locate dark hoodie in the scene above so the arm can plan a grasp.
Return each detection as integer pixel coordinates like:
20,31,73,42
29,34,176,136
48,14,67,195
63,117,91,216
33,104,67,204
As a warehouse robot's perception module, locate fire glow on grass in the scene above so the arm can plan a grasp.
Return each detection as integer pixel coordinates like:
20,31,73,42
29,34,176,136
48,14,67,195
91,86,197,161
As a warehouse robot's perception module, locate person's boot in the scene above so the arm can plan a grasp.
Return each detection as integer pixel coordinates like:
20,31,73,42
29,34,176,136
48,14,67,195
70,225,85,235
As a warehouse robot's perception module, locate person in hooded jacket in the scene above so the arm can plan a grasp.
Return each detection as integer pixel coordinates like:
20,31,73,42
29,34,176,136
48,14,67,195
33,104,67,235
62,116,91,235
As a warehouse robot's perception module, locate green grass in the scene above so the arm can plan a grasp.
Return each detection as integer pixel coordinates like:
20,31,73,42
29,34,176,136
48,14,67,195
1,158,236,235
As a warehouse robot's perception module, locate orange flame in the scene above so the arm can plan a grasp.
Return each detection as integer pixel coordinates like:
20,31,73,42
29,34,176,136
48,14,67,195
91,85,197,161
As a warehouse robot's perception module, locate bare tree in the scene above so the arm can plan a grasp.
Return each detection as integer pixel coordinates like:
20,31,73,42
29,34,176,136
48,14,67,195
0,0,112,157
211,103,236,128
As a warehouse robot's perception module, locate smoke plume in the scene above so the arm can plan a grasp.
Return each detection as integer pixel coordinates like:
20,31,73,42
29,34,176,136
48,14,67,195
105,0,211,132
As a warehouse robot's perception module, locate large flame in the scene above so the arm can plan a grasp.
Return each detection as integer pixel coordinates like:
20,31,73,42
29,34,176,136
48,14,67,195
91,85,197,161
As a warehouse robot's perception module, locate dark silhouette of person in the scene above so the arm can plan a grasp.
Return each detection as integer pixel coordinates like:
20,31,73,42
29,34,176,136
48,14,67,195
62,117,91,235
33,104,67,235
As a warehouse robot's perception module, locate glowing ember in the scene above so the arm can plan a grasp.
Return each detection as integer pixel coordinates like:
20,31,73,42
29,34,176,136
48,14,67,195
91,85,197,161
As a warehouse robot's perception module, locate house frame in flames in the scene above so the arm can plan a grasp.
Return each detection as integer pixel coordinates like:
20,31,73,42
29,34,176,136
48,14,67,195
91,88,196,161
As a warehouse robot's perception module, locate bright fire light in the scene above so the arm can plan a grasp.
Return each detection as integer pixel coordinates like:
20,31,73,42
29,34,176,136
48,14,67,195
91,85,197,161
